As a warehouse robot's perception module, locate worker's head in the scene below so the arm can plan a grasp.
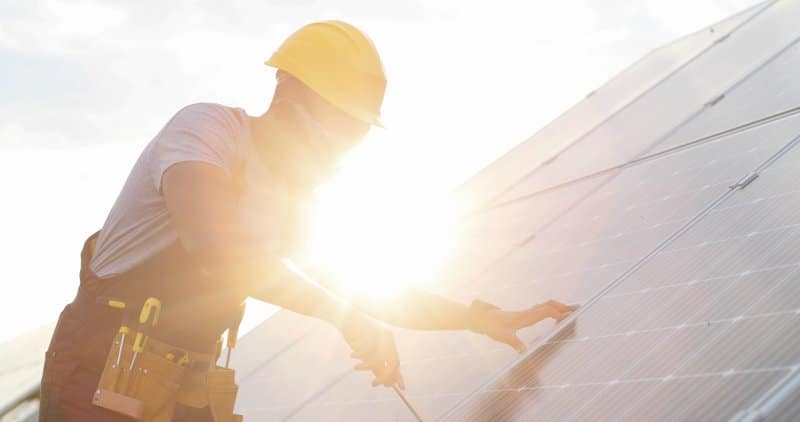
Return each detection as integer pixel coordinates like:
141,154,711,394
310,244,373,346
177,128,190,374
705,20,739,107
256,20,386,189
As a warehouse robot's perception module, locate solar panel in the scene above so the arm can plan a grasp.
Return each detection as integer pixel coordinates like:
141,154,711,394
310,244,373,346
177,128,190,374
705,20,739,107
232,1,800,420
443,112,800,421
287,35,800,422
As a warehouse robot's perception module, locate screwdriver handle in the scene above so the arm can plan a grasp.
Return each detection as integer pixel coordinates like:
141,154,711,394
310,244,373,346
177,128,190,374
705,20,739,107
227,302,247,350
138,297,161,326
132,297,161,354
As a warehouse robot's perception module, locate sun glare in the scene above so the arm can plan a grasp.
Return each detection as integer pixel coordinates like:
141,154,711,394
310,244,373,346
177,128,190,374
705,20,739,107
305,133,458,300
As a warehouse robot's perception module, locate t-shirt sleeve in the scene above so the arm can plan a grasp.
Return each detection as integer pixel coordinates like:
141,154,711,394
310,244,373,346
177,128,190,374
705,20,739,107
150,103,243,193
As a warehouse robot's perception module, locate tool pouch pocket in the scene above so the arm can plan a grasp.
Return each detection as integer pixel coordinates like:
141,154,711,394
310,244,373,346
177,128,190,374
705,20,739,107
93,334,145,420
206,367,241,422
93,335,186,421
126,349,186,421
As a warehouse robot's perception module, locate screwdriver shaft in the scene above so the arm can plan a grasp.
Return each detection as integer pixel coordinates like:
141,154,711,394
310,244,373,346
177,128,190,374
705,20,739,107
392,385,424,422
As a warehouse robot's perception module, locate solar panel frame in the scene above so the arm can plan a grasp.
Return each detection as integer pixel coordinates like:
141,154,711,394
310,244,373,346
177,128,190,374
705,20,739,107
739,370,800,421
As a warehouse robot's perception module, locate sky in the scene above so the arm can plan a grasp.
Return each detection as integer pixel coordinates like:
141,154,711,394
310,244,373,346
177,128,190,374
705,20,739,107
0,0,761,343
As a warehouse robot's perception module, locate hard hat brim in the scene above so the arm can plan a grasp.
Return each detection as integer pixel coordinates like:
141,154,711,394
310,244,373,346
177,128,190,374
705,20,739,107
265,60,384,128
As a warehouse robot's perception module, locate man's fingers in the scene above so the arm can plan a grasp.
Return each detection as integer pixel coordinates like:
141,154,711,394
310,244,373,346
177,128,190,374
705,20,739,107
369,357,403,388
396,372,406,390
536,301,579,321
347,337,365,350
372,365,403,388
517,305,559,326
497,301,581,332
554,304,580,322
554,310,576,322
505,334,526,354
547,300,579,313
355,357,385,372
542,299,564,312
351,350,368,360
386,348,400,369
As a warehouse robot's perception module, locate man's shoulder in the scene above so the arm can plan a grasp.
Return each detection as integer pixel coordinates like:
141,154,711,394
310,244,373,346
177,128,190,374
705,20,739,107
173,102,247,127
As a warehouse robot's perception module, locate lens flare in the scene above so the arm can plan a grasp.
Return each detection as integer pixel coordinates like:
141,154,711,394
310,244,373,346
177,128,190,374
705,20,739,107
306,159,457,300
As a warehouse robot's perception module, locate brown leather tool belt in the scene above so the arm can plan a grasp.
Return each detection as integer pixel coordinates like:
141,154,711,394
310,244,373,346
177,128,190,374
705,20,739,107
62,232,245,422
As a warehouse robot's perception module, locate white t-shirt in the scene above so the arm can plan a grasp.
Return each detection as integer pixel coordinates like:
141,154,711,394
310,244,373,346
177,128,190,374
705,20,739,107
90,103,290,278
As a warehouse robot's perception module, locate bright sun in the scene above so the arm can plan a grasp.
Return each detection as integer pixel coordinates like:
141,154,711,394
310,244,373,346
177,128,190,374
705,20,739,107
304,131,458,300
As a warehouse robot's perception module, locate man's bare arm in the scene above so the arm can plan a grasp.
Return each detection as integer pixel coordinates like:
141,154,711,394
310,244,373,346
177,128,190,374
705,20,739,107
308,271,472,330
310,270,578,353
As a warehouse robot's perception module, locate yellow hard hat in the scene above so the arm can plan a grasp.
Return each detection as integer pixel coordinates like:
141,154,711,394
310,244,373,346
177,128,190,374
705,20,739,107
266,20,386,127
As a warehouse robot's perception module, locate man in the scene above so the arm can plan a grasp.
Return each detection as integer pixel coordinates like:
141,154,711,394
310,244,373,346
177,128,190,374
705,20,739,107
41,20,577,421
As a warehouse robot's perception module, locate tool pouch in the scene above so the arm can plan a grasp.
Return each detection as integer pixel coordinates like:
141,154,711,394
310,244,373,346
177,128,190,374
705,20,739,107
175,366,243,422
127,348,186,421
205,367,241,422
92,332,186,421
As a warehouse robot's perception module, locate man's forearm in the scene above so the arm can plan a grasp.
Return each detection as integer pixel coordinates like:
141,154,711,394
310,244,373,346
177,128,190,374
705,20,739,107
355,287,472,330
200,245,470,331
307,269,473,330
192,245,352,328
249,267,352,328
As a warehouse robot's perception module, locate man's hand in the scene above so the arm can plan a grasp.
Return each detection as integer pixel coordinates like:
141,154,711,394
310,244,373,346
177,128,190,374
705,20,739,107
471,300,579,353
338,311,406,390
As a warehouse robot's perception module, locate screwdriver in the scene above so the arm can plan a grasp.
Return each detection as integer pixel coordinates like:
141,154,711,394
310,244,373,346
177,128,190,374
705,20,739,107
225,302,247,368
97,297,129,368
129,297,161,371
392,385,424,422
